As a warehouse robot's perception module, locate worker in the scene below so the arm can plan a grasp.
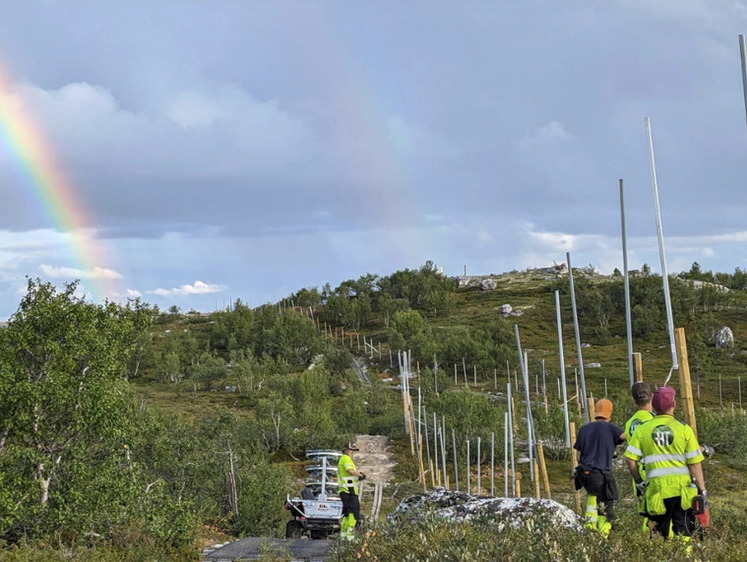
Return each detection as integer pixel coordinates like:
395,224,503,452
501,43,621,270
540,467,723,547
337,442,366,540
573,398,626,538
624,386,706,540
625,381,655,531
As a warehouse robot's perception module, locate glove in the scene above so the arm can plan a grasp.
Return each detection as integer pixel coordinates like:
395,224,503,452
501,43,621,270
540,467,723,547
358,472,366,481
701,444,715,458
635,480,648,496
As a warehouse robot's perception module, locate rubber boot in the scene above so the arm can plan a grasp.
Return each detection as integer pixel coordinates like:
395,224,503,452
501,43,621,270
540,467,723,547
597,515,611,539
584,495,598,530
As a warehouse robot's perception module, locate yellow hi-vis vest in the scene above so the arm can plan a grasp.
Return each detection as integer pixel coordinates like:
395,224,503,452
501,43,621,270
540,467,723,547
624,414,704,515
625,409,655,479
337,453,359,495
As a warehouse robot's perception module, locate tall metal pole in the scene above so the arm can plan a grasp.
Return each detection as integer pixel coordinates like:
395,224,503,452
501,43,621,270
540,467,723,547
555,290,571,447
504,412,509,497
620,179,635,387
515,324,535,481
452,428,459,491
433,412,439,485
466,439,471,494
645,117,679,383
477,436,481,494
740,35,747,131
566,252,589,423
491,431,495,496
441,415,448,488
507,382,516,496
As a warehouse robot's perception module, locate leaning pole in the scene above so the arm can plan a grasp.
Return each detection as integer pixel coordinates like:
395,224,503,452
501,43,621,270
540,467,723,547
555,290,571,447
645,117,678,385
740,35,747,131
619,179,635,387
566,252,589,423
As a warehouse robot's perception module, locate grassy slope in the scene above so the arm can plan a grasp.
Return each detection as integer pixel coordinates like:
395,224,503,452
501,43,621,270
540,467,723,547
134,270,747,556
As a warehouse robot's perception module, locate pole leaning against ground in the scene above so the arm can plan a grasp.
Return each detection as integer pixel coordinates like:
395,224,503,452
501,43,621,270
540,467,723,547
566,252,589,424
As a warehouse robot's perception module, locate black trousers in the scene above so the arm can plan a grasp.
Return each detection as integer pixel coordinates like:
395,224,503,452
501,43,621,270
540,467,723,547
649,496,695,537
575,467,618,521
340,492,361,521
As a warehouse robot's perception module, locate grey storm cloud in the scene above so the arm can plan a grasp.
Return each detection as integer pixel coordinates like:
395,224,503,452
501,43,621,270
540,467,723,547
0,1,746,317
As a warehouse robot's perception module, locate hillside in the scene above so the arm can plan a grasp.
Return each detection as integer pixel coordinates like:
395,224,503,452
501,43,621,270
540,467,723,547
3,265,747,561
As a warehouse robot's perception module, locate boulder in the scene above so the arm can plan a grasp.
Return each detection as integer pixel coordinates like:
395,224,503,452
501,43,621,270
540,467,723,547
387,488,581,531
584,363,601,369
480,278,498,291
716,326,734,349
500,304,512,317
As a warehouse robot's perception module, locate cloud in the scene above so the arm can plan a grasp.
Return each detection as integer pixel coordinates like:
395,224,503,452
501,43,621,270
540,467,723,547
150,280,226,296
519,121,576,149
38,264,123,279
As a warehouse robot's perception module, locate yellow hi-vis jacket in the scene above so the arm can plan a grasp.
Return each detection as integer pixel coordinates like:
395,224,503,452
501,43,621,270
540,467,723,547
337,453,359,495
625,409,655,479
624,414,704,515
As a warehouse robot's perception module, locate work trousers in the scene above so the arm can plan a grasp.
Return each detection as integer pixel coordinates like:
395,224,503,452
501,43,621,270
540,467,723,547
649,496,695,537
340,492,361,522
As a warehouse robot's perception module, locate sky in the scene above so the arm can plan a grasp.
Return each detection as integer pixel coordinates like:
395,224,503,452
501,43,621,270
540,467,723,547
0,1,746,318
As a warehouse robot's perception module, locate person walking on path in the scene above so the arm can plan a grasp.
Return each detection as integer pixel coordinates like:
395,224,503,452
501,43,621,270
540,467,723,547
625,381,655,531
624,386,706,542
337,442,366,540
574,398,626,537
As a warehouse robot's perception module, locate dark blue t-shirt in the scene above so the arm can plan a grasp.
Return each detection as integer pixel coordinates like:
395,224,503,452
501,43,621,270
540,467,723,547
574,420,624,471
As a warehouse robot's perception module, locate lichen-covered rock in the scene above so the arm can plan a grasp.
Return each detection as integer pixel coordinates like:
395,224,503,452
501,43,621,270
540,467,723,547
716,326,734,349
500,304,513,316
480,278,498,291
387,488,582,531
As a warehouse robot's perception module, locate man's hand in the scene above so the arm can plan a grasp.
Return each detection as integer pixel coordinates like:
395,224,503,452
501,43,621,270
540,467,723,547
635,480,648,496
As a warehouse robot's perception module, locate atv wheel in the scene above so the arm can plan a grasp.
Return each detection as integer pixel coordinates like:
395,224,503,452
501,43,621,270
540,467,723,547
285,520,304,539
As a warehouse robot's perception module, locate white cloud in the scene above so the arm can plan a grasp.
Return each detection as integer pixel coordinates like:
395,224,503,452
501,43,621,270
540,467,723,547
38,264,123,279
519,121,576,149
150,280,226,296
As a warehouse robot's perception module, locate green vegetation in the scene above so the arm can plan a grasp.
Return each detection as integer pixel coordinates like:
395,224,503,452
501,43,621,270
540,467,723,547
2,262,747,560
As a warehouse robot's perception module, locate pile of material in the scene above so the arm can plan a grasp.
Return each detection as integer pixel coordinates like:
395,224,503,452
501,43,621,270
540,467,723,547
388,488,582,531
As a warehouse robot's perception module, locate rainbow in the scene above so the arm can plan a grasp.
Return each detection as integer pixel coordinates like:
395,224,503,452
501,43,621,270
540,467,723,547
0,60,119,302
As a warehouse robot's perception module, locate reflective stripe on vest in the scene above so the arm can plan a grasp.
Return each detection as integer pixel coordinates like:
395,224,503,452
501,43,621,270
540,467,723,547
645,466,691,478
642,453,686,465
685,449,702,459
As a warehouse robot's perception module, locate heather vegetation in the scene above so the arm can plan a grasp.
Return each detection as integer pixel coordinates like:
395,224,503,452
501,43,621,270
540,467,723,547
2,261,747,560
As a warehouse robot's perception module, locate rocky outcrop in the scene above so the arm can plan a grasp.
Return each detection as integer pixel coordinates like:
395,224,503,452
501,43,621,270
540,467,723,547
387,488,582,531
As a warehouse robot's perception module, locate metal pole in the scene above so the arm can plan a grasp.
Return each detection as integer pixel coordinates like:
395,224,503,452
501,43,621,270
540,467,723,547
507,382,516,496
740,35,747,131
491,431,495,497
441,416,448,488
645,117,678,382
423,405,431,470
466,439,471,494
504,412,509,497
555,290,571,447
567,252,589,423
477,436,481,495
494,368,497,390
452,428,459,491
515,325,535,480
620,179,635,387
433,412,439,485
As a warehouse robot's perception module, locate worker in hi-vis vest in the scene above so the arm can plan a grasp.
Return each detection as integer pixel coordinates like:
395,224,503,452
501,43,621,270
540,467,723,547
337,442,366,540
625,386,707,541
625,381,655,532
